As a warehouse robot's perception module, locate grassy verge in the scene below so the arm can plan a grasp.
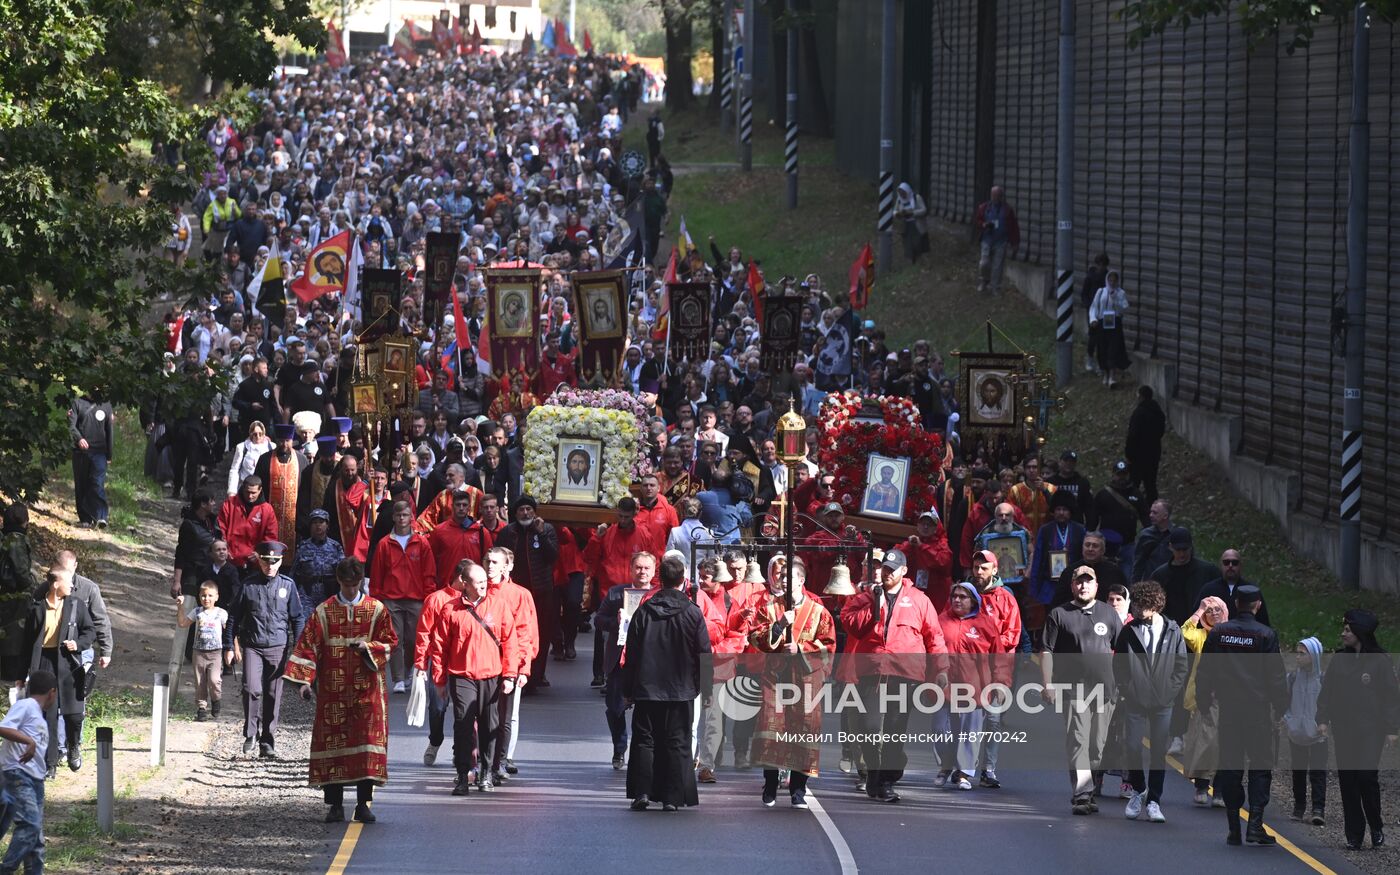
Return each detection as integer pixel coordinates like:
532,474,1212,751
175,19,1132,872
657,111,1400,652
640,105,803,169
104,409,161,543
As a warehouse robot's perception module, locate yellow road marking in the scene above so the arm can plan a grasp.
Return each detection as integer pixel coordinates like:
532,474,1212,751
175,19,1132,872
1160,751,1335,875
326,822,363,875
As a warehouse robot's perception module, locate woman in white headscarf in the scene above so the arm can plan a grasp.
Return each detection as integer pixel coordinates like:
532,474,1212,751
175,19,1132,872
895,183,929,262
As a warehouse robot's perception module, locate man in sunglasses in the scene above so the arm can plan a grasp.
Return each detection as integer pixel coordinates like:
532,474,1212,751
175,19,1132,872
1194,548,1270,626
225,540,305,758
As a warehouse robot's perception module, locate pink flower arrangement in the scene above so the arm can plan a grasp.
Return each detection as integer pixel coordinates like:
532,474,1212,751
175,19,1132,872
545,386,654,479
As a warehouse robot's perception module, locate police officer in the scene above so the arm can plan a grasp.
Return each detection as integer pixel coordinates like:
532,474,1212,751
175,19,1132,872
226,540,305,758
1195,584,1287,846
290,509,344,628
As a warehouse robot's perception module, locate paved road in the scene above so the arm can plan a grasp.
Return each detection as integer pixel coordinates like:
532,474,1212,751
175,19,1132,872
327,640,1362,875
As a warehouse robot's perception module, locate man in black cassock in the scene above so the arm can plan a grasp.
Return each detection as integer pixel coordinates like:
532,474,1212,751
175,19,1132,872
621,556,712,811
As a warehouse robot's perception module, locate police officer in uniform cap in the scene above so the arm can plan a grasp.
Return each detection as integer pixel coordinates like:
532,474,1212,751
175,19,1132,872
226,540,305,759
1195,584,1288,847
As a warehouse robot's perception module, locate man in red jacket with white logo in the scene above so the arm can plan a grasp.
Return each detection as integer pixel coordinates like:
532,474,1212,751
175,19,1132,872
414,558,471,768
969,548,1023,789
841,548,948,803
369,500,436,694
427,561,519,796
219,475,280,567
427,489,495,583
897,509,954,611
484,546,537,784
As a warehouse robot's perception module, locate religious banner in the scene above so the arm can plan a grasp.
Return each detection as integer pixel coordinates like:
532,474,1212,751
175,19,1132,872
760,295,803,374
483,266,542,378
359,269,402,341
572,270,626,386
666,281,711,363
423,232,458,330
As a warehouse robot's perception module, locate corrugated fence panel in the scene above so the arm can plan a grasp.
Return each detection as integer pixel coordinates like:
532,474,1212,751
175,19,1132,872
920,2,1400,548
928,0,978,225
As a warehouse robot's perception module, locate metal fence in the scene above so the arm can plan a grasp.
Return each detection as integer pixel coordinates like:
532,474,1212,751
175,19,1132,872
923,0,1400,545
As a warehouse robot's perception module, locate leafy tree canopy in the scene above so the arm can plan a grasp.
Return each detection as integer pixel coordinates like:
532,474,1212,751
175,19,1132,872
0,0,323,500
1123,0,1398,53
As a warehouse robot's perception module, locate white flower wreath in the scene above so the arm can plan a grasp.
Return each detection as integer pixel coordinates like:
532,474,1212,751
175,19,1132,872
523,405,640,506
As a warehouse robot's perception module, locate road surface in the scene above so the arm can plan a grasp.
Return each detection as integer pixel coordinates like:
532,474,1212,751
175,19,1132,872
323,641,1360,875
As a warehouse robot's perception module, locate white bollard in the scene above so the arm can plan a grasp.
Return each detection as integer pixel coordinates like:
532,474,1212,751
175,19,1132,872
150,673,169,767
96,726,114,833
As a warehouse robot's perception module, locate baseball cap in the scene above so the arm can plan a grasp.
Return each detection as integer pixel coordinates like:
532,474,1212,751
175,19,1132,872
820,502,844,516
882,548,908,570
972,549,998,568
308,508,331,522
1113,460,1128,473
1072,565,1097,581
1168,527,1193,549
1061,450,1077,461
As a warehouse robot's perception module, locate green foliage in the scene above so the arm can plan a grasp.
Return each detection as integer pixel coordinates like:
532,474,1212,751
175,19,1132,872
540,0,664,55
1122,0,1399,53
0,0,319,502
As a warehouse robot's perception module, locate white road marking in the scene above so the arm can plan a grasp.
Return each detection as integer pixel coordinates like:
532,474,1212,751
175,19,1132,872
806,791,858,874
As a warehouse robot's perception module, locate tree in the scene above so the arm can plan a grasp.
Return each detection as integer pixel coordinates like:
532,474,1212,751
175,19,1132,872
1123,0,1398,53
661,0,697,110
0,0,323,501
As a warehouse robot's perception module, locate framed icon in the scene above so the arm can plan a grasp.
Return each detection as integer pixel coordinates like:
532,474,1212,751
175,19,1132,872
493,284,534,338
554,438,603,504
351,381,381,416
981,531,1030,585
578,280,624,340
381,338,415,407
859,454,909,521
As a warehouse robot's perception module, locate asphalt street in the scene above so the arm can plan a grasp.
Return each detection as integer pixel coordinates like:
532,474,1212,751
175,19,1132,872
326,640,1365,875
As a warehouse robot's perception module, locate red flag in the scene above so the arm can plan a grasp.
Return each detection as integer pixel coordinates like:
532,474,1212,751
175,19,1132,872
651,248,678,342
583,29,593,54
470,20,483,53
393,22,419,63
290,230,352,303
849,243,875,310
747,261,765,325
555,18,578,57
325,19,346,69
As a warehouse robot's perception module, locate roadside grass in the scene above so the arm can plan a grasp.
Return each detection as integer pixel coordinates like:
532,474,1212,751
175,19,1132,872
105,410,161,544
659,127,1400,652
644,105,790,168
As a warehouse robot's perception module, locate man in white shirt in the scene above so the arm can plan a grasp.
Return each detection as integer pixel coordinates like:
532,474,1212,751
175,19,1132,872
0,670,59,872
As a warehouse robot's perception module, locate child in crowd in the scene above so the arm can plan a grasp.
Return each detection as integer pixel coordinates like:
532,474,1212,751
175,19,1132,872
177,581,229,721
1284,636,1327,825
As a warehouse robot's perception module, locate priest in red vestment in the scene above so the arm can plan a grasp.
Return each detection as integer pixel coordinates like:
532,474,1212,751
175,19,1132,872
285,557,397,824
323,453,370,561
254,424,307,556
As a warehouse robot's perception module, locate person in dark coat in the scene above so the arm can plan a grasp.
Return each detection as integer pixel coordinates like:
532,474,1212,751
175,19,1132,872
621,556,713,811
493,497,559,687
24,570,96,772
1148,528,1216,625
1193,548,1271,627
1,503,40,682
1316,609,1400,850
1125,386,1167,506
171,489,220,601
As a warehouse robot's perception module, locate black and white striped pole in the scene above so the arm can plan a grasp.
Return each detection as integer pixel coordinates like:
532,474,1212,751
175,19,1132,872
876,0,895,269
740,0,755,172
1340,1,1369,589
720,7,733,133
1054,0,1075,387
785,0,798,208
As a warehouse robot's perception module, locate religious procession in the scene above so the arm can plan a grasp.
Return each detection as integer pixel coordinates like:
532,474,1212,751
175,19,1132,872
4,2,1400,874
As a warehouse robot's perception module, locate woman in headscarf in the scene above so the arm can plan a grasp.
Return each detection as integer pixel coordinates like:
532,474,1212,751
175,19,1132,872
1181,595,1227,806
895,182,929,263
1316,609,1400,850
226,420,272,498
1284,636,1327,825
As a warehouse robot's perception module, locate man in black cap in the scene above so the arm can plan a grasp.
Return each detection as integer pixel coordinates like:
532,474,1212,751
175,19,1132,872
283,360,333,423
493,496,559,688
1047,450,1093,527
232,357,276,439
1148,528,1216,625
225,540,304,758
291,509,345,628
1092,461,1143,569
1029,490,1085,608
1195,584,1288,847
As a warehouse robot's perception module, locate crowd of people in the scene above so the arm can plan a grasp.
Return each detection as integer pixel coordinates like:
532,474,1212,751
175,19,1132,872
0,40,1395,871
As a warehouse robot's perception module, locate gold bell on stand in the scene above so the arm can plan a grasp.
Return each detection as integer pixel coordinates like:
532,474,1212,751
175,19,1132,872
823,556,856,596
743,557,766,585
713,560,734,584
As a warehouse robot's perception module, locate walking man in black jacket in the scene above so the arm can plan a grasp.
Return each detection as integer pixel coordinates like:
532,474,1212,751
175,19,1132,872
493,497,558,688
226,540,304,759
1125,386,1166,506
1114,581,1188,823
68,392,114,529
621,556,713,812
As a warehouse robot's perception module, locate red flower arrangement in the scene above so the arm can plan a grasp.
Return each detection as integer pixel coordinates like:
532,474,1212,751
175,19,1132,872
816,391,946,522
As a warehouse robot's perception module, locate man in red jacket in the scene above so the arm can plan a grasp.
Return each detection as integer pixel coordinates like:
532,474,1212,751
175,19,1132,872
841,548,948,803
414,558,471,768
898,510,954,612
535,330,577,397
219,475,280,567
485,546,537,783
427,561,518,796
369,500,436,694
803,503,866,596
634,474,679,534
969,549,1024,789
584,498,664,686
427,489,495,583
